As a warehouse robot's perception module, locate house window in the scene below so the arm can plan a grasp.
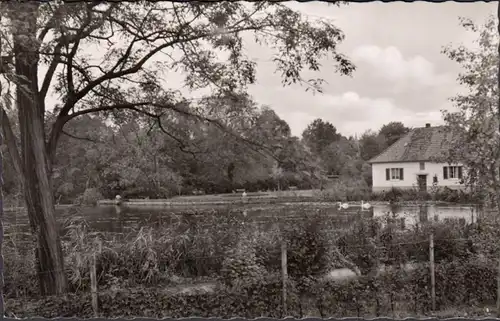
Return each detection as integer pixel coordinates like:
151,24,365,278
386,168,404,181
443,166,463,180
419,162,425,170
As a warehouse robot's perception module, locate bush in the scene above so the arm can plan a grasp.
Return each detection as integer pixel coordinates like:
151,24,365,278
80,188,104,206
171,211,249,277
3,238,38,298
8,256,496,318
283,214,335,279
320,179,371,202
6,206,500,318
370,186,481,204
7,276,297,318
370,187,431,203
220,238,266,288
433,187,481,204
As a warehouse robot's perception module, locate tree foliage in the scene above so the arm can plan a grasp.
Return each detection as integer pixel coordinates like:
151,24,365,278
302,118,342,155
379,121,409,147
441,15,499,204
0,0,359,294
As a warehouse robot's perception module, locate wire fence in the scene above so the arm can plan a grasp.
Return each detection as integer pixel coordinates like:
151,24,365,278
0,201,496,317
3,234,500,318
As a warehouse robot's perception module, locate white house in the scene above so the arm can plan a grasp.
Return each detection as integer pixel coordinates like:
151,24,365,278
368,123,465,193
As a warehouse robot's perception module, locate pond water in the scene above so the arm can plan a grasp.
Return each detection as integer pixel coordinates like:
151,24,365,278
3,202,483,240
372,203,481,226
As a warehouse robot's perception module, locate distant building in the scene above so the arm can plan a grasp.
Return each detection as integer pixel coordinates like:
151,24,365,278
368,123,465,193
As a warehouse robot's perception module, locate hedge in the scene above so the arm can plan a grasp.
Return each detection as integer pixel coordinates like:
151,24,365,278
6,257,497,318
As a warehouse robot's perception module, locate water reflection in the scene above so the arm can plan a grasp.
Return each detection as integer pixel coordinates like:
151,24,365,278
372,204,479,227
3,203,483,239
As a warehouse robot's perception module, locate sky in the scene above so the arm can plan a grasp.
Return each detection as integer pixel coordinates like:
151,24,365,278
40,1,498,139
245,1,497,137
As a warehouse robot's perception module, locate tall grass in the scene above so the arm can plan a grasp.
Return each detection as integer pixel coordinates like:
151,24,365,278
4,205,490,301
319,183,482,204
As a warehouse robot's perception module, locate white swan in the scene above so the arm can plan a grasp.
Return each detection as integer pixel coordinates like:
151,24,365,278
361,200,371,209
337,202,349,210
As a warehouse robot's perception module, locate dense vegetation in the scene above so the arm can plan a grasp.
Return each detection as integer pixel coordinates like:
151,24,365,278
4,208,498,318
0,0,497,310
2,113,411,204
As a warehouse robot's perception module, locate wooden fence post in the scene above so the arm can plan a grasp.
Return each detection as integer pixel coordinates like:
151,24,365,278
281,239,288,317
90,253,98,317
429,233,436,312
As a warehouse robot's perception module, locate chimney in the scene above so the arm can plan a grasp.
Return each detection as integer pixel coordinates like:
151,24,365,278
425,123,431,128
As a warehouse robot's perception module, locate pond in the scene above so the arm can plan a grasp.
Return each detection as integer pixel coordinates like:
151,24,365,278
372,203,481,226
3,202,483,239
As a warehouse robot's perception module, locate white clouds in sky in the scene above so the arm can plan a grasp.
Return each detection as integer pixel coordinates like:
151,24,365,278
260,87,445,137
258,86,430,137
352,45,452,87
318,91,445,136
281,92,397,137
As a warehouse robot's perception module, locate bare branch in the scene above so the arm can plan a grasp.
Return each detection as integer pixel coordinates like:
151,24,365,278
62,129,102,144
40,44,63,99
60,23,270,117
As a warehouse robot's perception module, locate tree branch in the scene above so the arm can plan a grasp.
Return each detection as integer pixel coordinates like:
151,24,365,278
37,2,64,43
65,100,279,162
40,44,63,99
62,129,102,144
59,23,270,118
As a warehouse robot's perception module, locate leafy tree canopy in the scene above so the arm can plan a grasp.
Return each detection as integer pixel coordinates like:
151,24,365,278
301,118,342,155
441,15,499,201
379,121,409,147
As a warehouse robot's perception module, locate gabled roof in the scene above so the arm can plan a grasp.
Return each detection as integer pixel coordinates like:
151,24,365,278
368,125,454,164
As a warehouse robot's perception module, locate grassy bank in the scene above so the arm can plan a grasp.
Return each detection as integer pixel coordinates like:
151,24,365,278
317,181,481,204
4,206,500,318
94,185,480,208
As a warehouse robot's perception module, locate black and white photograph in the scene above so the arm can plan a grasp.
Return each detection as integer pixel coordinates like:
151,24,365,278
0,0,499,318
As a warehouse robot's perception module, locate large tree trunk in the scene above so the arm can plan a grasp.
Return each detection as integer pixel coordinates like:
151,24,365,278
0,93,5,318
0,16,6,316
12,2,67,295
497,4,500,317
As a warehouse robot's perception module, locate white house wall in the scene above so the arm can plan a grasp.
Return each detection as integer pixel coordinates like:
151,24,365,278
371,162,465,192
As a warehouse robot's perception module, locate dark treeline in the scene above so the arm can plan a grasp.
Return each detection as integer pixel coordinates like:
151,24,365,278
3,98,409,203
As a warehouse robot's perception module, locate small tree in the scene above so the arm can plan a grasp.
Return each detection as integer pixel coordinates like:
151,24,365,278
442,15,500,207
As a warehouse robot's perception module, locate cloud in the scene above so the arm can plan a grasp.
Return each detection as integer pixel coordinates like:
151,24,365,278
351,45,452,87
255,87,397,136
313,91,397,125
253,85,446,137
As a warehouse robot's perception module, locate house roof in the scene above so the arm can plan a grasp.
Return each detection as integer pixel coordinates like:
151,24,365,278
368,125,454,164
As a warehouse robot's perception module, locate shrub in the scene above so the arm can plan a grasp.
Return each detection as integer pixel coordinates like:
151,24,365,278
320,179,371,202
220,237,266,288
371,186,480,204
3,238,38,298
6,206,500,318
80,188,103,206
171,211,249,277
5,250,499,318
251,227,282,273
338,218,381,275
7,276,297,318
283,214,334,279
